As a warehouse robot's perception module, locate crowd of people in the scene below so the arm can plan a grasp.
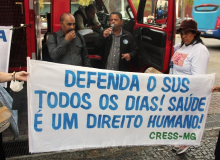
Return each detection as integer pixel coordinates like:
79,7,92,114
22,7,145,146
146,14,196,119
1,4,220,160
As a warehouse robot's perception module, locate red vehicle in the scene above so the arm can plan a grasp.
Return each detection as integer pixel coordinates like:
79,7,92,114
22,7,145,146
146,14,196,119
0,0,175,74
0,0,176,157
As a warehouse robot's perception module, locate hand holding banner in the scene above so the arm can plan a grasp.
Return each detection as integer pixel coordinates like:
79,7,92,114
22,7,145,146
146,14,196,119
27,58,215,153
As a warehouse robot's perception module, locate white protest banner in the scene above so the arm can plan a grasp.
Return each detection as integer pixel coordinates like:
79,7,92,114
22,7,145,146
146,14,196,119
27,58,215,153
0,26,12,88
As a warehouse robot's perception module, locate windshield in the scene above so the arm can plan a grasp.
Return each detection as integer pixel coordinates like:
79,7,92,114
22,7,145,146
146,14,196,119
102,0,133,19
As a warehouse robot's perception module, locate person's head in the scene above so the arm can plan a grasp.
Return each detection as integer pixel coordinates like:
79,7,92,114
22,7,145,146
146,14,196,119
60,13,75,34
86,4,97,19
177,19,201,45
109,12,123,31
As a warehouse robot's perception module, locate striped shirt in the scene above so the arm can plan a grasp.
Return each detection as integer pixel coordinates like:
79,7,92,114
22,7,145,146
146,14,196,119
106,29,123,70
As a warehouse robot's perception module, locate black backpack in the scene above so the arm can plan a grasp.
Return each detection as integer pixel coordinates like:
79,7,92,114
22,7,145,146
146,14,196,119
42,32,57,62
42,31,85,62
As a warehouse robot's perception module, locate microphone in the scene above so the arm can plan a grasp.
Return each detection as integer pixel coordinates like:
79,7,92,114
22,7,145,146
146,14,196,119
110,24,114,34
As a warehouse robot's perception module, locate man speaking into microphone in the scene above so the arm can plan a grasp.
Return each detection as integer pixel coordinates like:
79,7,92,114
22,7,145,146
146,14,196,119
95,12,138,71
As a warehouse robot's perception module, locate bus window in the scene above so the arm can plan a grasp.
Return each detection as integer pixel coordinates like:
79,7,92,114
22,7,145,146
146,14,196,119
192,0,220,39
102,0,135,33
131,0,140,12
131,0,175,72
102,0,133,19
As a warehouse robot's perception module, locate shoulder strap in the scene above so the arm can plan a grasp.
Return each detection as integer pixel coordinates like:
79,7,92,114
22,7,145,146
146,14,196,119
76,31,85,46
52,32,57,45
75,31,87,57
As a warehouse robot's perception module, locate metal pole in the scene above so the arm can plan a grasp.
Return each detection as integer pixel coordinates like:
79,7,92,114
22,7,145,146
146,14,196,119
176,0,179,18
35,0,42,60
121,0,125,17
151,0,155,16
181,0,185,20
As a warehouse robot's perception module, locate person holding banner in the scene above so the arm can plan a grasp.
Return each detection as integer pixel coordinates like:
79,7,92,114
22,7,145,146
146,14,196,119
171,19,210,154
0,71,28,160
95,12,138,71
0,71,28,83
47,13,91,67
212,86,220,160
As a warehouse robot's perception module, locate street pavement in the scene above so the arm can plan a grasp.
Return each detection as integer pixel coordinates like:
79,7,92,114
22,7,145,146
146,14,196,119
3,36,220,160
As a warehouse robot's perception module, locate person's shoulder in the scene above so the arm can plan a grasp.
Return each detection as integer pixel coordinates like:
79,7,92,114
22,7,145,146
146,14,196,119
122,29,133,38
76,31,86,42
48,32,56,40
74,6,85,16
49,30,61,38
78,6,86,15
74,10,83,18
122,29,130,34
174,42,181,47
193,43,209,56
194,43,208,51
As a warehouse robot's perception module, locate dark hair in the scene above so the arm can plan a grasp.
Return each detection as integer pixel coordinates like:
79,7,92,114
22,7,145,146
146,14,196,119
110,12,122,20
60,13,72,22
193,32,204,45
86,4,97,12
180,31,204,47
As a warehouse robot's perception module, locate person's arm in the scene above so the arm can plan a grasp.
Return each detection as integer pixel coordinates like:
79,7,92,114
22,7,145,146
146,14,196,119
92,14,102,31
0,72,12,82
93,14,101,26
0,71,28,83
47,33,70,61
191,45,210,75
75,14,92,30
173,43,181,53
95,29,109,53
212,86,220,92
80,35,91,67
127,34,138,61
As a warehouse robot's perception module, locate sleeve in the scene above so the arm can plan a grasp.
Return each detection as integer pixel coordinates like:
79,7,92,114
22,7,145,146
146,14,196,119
47,33,70,61
93,14,101,26
128,34,138,60
173,43,181,54
80,35,91,67
191,45,210,75
75,14,92,30
94,30,107,54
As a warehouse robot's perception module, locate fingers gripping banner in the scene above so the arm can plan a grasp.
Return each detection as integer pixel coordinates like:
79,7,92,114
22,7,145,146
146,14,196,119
27,58,215,153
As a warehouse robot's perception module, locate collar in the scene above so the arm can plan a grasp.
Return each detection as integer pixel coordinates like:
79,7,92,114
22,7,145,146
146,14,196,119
180,39,197,47
112,28,123,37
185,39,196,46
57,30,65,38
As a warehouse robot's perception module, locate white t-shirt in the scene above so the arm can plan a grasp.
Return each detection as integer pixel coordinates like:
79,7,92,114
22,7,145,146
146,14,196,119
171,42,210,75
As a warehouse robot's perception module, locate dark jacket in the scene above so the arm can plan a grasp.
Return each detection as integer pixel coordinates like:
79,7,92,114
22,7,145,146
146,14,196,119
95,29,138,71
